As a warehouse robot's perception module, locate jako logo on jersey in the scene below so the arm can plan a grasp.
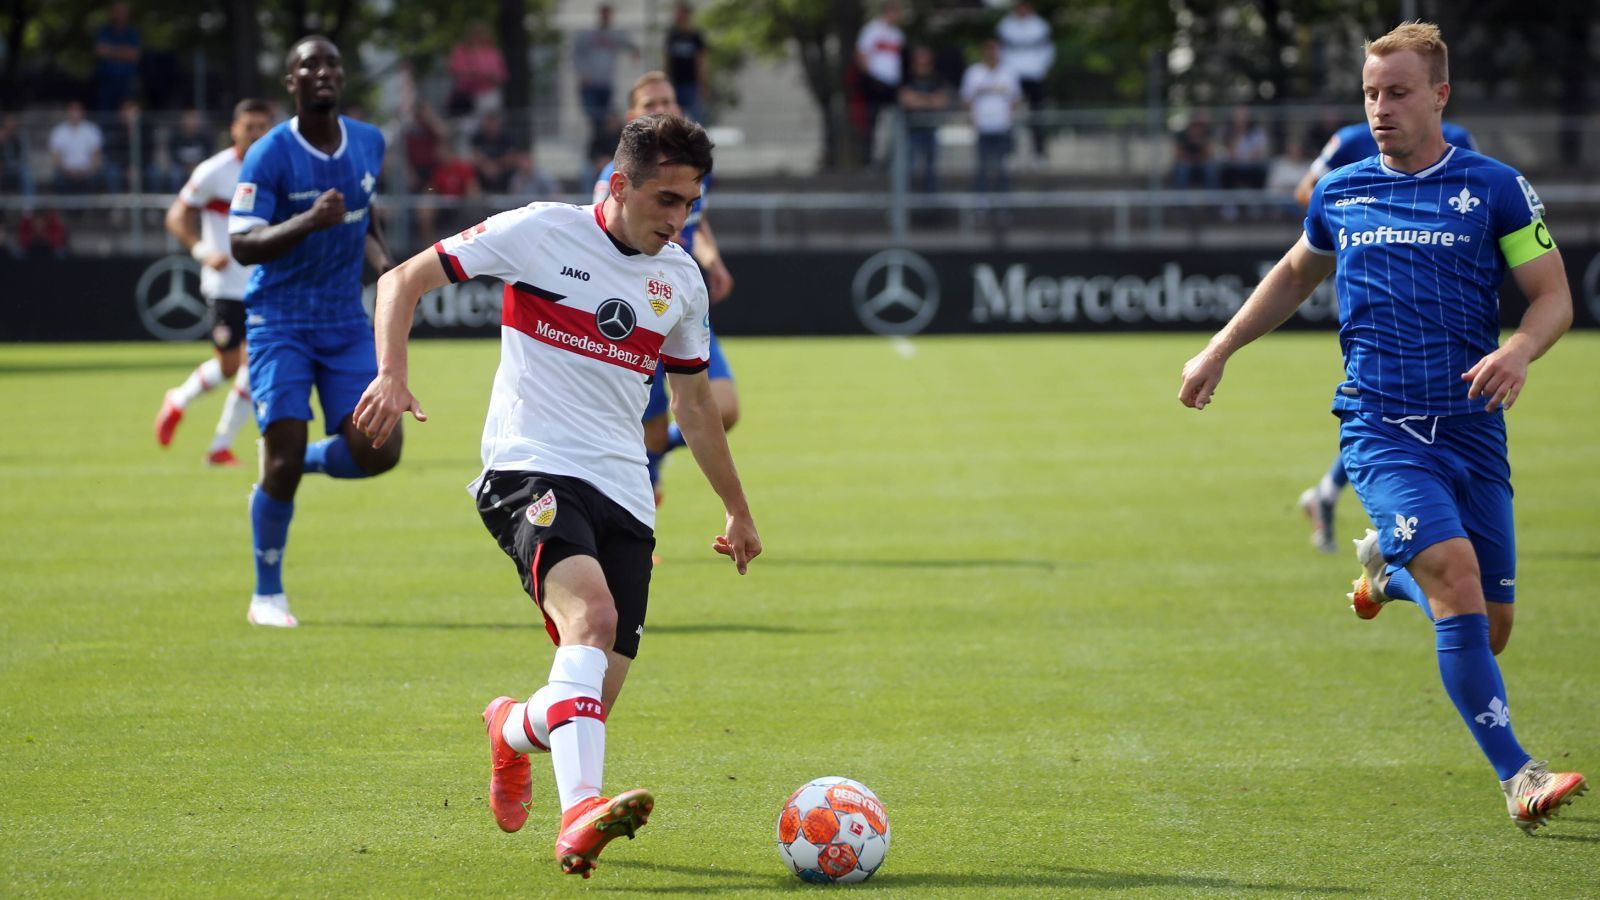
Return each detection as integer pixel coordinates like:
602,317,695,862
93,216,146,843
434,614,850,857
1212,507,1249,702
1474,696,1510,728
1393,513,1418,541
646,277,674,316
1447,187,1481,214
1338,226,1461,249
561,266,591,281
525,489,557,527
233,182,257,212
1333,196,1377,207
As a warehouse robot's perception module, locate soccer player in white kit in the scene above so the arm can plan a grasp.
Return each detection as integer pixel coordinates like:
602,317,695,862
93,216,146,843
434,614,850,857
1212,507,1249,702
155,99,274,464
354,114,760,877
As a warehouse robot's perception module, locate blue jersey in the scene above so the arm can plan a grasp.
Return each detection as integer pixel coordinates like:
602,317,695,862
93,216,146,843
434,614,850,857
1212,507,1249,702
230,116,385,329
1304,146,1556,417
1312,121,1475,178
593,162,707,256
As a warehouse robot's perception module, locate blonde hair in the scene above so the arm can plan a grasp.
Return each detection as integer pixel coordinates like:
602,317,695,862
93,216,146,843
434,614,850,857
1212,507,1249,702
628,71,674,111
1365,21,1449,85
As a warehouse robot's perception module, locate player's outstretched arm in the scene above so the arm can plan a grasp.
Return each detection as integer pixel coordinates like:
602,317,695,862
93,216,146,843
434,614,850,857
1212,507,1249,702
666,369,761,574
1461,249,1572,412
231,188,347,265
1179,237,1335,410
353,249,451,448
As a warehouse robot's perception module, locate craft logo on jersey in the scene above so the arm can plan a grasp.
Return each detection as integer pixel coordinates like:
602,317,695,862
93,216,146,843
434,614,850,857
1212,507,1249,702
1447,187,1480,215
233,182,257,213
526,489,558,527
646,276,674,316
595,298,636,340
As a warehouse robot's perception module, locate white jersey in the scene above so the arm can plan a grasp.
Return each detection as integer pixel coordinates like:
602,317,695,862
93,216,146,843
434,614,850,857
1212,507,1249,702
178,147,256,300
435,202,711,528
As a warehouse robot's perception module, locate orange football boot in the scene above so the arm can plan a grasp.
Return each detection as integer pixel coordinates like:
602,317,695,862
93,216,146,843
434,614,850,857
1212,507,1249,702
482,696,532,833
155,390,184,447
554,789,654,878
1502,760,1588,834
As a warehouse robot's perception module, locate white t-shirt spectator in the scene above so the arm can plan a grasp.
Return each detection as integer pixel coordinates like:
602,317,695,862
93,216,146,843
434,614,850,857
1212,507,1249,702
961,62,1022,135
856,18,904,87
997,11,1054,82
49,120,103,174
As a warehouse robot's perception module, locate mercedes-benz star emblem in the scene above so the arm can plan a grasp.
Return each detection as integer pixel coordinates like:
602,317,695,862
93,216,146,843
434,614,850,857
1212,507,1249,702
595,298,636,341
851,249,939,336
135,255,209,341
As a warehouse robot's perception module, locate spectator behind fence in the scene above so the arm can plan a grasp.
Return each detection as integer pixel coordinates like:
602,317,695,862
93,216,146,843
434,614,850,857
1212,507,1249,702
664,2,708,123
403,102,446,192
996,0,1053,162
101,97,155,193
17,208,68,258
521,149,562,199
169,109,217,178
962,39,1021,204
418,139,479,239
898,45,949,193
48,101,103,193
1171,113,1218,189
93,2,141,110
854,0,904,167
1220,105,1268,189
447,22,508,117
471,110,524,194
0,114,36,198
572,5,638,149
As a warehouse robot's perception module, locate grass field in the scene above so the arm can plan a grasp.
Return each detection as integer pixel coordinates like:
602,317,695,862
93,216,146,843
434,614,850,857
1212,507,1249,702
3,333,1598,897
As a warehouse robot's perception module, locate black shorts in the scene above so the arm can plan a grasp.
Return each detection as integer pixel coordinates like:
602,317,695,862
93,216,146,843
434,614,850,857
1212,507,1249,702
476,470,655,659
210,298,246,351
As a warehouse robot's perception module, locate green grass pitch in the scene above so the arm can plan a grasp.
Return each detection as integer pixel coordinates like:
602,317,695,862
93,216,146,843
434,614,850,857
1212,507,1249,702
2,333,1597,896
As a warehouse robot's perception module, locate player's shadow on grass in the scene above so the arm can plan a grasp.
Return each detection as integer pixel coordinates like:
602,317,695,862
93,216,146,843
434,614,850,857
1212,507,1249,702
599,861,1360,894
681,557,1059,572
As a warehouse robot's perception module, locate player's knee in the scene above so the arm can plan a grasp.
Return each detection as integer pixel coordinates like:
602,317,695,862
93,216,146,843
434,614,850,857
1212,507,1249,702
219,357,242,379
570,603,618,646
719,401,740,431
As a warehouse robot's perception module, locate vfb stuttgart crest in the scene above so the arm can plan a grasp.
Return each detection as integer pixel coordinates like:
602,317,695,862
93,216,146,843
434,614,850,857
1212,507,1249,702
646,276,674,316
526,489,557,527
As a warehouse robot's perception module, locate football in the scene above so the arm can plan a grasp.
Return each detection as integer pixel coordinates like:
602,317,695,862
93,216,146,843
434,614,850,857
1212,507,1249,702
775,777,890,884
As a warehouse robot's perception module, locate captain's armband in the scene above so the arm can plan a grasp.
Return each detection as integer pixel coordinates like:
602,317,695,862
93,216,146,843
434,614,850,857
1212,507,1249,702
1499,218,1556,268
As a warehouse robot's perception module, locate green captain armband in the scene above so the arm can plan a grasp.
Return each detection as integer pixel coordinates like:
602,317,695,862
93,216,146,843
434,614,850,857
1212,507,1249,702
1499,218,1556,268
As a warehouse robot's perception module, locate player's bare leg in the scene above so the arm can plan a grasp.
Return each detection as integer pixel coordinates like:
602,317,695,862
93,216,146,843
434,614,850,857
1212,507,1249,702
538,556,651,877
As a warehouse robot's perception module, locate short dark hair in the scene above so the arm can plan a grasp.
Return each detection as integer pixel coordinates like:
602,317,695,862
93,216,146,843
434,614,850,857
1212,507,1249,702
233,98,272,120
285,34,338,73
614,113,714,187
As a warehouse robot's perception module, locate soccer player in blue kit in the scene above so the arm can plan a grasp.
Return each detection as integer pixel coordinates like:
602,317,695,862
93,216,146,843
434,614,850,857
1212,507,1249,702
1179,22,1586,831
228,35,399,628
1292,118,1477,553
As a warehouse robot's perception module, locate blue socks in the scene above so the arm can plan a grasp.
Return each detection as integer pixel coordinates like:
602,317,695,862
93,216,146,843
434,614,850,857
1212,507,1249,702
647,426,688,489
250,488,294,596
303,435,368,479
1434,614,1530,780
665,422,687,451
1382,566,1433,619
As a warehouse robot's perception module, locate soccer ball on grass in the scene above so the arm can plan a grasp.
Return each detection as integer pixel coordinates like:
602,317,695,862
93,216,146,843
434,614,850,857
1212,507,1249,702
775,776,890,884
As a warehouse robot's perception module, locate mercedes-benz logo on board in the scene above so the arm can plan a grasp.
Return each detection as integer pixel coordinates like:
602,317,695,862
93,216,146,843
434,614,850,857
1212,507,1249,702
595,298,636,340
135,255,209,341
851,248,939,336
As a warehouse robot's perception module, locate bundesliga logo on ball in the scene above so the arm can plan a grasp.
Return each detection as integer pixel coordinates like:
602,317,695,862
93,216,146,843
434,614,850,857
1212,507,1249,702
775,777,890,884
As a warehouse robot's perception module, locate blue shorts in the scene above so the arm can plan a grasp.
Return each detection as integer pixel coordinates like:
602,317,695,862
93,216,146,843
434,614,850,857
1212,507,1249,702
1338,410,1516,603
247,322,377,435
643,330,733,421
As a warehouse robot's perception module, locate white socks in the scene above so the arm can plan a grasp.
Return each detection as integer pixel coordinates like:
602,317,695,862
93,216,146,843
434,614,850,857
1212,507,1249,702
502,684,558,754
173,357,225,407
539,645,609,812
211,368,253,452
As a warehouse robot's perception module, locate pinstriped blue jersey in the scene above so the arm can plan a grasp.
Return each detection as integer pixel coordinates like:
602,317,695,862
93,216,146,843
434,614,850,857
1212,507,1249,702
229,116,385,329
1313,121,1476,176
1304,146,1554,417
